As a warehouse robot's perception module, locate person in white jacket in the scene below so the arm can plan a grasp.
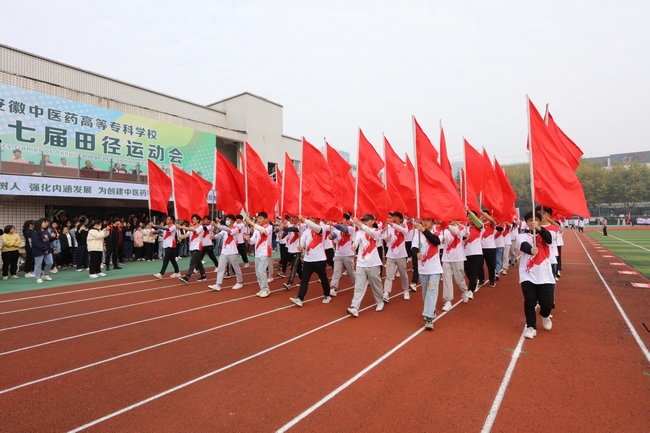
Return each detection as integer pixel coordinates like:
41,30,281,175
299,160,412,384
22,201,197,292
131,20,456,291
87,220,110,278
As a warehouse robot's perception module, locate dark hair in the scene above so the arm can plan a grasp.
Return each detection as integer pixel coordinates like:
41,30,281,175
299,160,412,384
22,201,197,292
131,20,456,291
535,205,553,215
392,211,404,220
482,209,491,216
204,215,211,220
524,211,542,223
225,214,236,221
258,212,268,219
4,225,14,233
343,213,351,220
166,215,176,223
191,214,201,221
112,218,120,224
23,220,34,231
92,219,103,227
34,218,48,232
235,214,243,220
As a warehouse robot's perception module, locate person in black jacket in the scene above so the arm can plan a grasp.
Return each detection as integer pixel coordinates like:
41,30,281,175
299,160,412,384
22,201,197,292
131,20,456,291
31,218,54,284
75,218,89,271
22,220,35,277
105,219,123,270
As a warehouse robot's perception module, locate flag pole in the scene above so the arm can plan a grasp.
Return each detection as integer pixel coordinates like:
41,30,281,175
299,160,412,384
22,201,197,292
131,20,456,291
526,95,536,244
281,156,286,218
147,159,153,222
170,164,178,222
212,149,217,218
275,163,280,218
462,137,467,208
412,116,421,220
243,142,249,216
353,128,360,218
298,138,304,216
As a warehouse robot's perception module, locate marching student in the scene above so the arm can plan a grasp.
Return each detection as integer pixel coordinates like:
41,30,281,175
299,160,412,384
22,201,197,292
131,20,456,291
441,219,470,311
277,218,289,277
246,212,273,298
382,212,410,303
153,215,181,279
200,215,219,269
208,214,244,291
235,215,251,268
412,218,443,330
478,210,498,287
518,210,555,339
282,216,303,290
508,220,520,268
500,222,512,275
462,207,484,298
323,221,335,270
87,219,109,279
329,213,356,296
175,214,208,284
289,216,332,307
536,205,560,282
494,221,506,278
346,214,384,317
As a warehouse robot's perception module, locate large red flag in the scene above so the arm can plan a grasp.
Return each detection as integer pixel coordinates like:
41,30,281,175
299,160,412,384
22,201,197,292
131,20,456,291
384,136,409,213
326,142,355,214
461,168,481,214
147,159,172,214
192,171,212,218
413,117,465,221
464,139,491,205
439,123,459,191
528,98,590,218
494,159,517,222
283,153,300,217
245,142,277,218
355,129,391,219
215,151,244,214
301,138,341,221
481,149,504,218
545,107,583,171
171,164,195,222
404,155,417,216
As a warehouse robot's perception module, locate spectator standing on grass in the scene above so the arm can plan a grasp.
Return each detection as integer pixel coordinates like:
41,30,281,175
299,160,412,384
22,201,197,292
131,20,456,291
123,222,134,261
2,225,21,279
105,219,122,271
22,220,35,277
31,218,54,284
75,218,89,271
602,217,608,237
142,223,156,261
48,221,60,274
87,220,109,278
133,224,144,261
59,226,74,268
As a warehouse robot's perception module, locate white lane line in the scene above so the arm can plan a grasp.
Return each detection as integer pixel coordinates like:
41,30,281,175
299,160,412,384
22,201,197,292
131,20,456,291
480,328,527,433
0,281,320,355
607,234,650,253
574,231,650,363
67,289,406,433
0,284,355,396
276,298,459,433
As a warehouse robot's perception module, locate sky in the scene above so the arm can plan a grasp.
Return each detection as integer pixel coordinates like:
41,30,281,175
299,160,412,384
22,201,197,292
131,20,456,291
4,0,649,165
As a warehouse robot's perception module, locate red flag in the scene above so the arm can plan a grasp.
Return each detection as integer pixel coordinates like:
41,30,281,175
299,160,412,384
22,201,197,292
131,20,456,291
413,117,465,221
404,155,417,216
356,129,391,219
215,151,245,214
545,107,583,171
494,159,517,222
171,164,195,222
326,142,355,214
192,171,212,218
384,136,409,213
439,124,459,191
147,159,172,214
481,149,504,218
528,97,590,218
283,153,300,217
464,139,491,205
301,138,341,221
245,142,278,218
461,168,481,214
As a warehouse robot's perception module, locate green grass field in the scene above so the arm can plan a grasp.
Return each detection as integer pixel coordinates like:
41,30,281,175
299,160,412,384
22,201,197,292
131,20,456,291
587,228,650,278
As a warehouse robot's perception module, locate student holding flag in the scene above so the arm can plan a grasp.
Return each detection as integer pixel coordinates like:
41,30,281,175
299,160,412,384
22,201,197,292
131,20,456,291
412,218,442,330
153,215,181,279
175,214,208,284
246,212,273,298
208,214,244,291
328,213,356,296
382,212,411,303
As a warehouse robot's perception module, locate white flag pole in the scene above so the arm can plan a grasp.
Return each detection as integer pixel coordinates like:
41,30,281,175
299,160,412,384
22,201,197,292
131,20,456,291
412,116,421,220
354,128,361,218
298,137,304,216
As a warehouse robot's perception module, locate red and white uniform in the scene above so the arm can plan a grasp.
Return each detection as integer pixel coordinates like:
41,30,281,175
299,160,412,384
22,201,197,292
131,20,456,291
463,225,483,256
541,224,559,264
405,220,415,243
322,224,333,251
301,221,326,262
201,225,214,248
385,222,408,259
218,224,239,255
415,229,443,275
235,223,246,244
188,225,204,251
251,224,273,258
480,223,496,249
285,223,302,254
517,231,555,284
494,223,505,248
441,224,466,263
333,224,355,257
162,224,177,248
354,226,382,268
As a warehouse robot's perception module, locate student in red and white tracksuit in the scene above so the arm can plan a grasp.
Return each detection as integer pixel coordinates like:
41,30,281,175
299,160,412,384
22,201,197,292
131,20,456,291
346,214,384,317
478,210,498,287
382,212,410,303
329,213,356,296
289,217,332,307
247,212,273,298
500,222,512,275
518,211,554,339
176,214,207,283
154,215,180,279
282,217,303,289
208,214,243,291
235,215,250,268
462,207,484,296
441,220,469,310
412,218,442,329
200,216,219,269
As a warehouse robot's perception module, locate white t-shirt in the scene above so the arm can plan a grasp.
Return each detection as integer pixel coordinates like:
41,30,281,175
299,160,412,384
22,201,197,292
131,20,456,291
218,224,239,255
301,224,326,262
322,224,333,250
201,225,214,247
494,223,505,248
480,223,496,249
355,226,382,268
441,224,466,263
385,222,408,259
415,229,443,275
250,224,273,258
517,231,555,284
188,225,204,251
333,224,355,257
463,225,483,256
235,222,246,244
162,224,177,248
541,224,559,264
285,223,302,254
405,220,415,242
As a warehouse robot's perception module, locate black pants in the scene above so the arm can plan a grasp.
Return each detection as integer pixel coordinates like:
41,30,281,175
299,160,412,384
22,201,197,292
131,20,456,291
479,248,496,284
144,243,154,261
325,248,334,268
279,244,289,272
160,247,179,274
237,243,249,264
603,226,608,236
411,246,419,284
76,244,88,269
557,246,562,272
521,281,554,329
405,241,412,260
201,245,219,267
184,250,205,279
24,248,34,273
287,252,303,284
61,247,73,267
464,254,483,292
89,251,103,275
105,244,119,269
297,260,330,301
2,250,19,276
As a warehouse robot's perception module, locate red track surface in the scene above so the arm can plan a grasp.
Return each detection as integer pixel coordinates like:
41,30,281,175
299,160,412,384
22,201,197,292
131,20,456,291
1,229,648,432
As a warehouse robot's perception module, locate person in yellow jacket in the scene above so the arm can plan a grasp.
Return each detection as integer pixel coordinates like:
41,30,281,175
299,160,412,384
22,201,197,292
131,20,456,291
2,225,22,279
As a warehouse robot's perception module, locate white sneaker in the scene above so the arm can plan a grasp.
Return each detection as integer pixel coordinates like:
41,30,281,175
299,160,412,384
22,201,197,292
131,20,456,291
502,269,507,275
290,297,303,307
42,275,52,281
255,290,262,297
409,282,417,292
101,264,105,268
170,273,181,278
267,278,274,283
322,296,331,304
50,268,58,274
442,301,452,312
25,272,35,278
375,301,384,312
542,316,553,330
201,260,206,264
346,307,359,317
153,273,163,279
330,288,337,297
524,327,537,339
89,274,99,279
232,283,243,290
259,290,270,298
36,278,43,283
467,291,474,300
208,284,221,291
462,292,469,303
395,271,400,278
98,272,107,277
403,291,410,300
342,271,348,276
244,263,250,268
76,269,84,272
